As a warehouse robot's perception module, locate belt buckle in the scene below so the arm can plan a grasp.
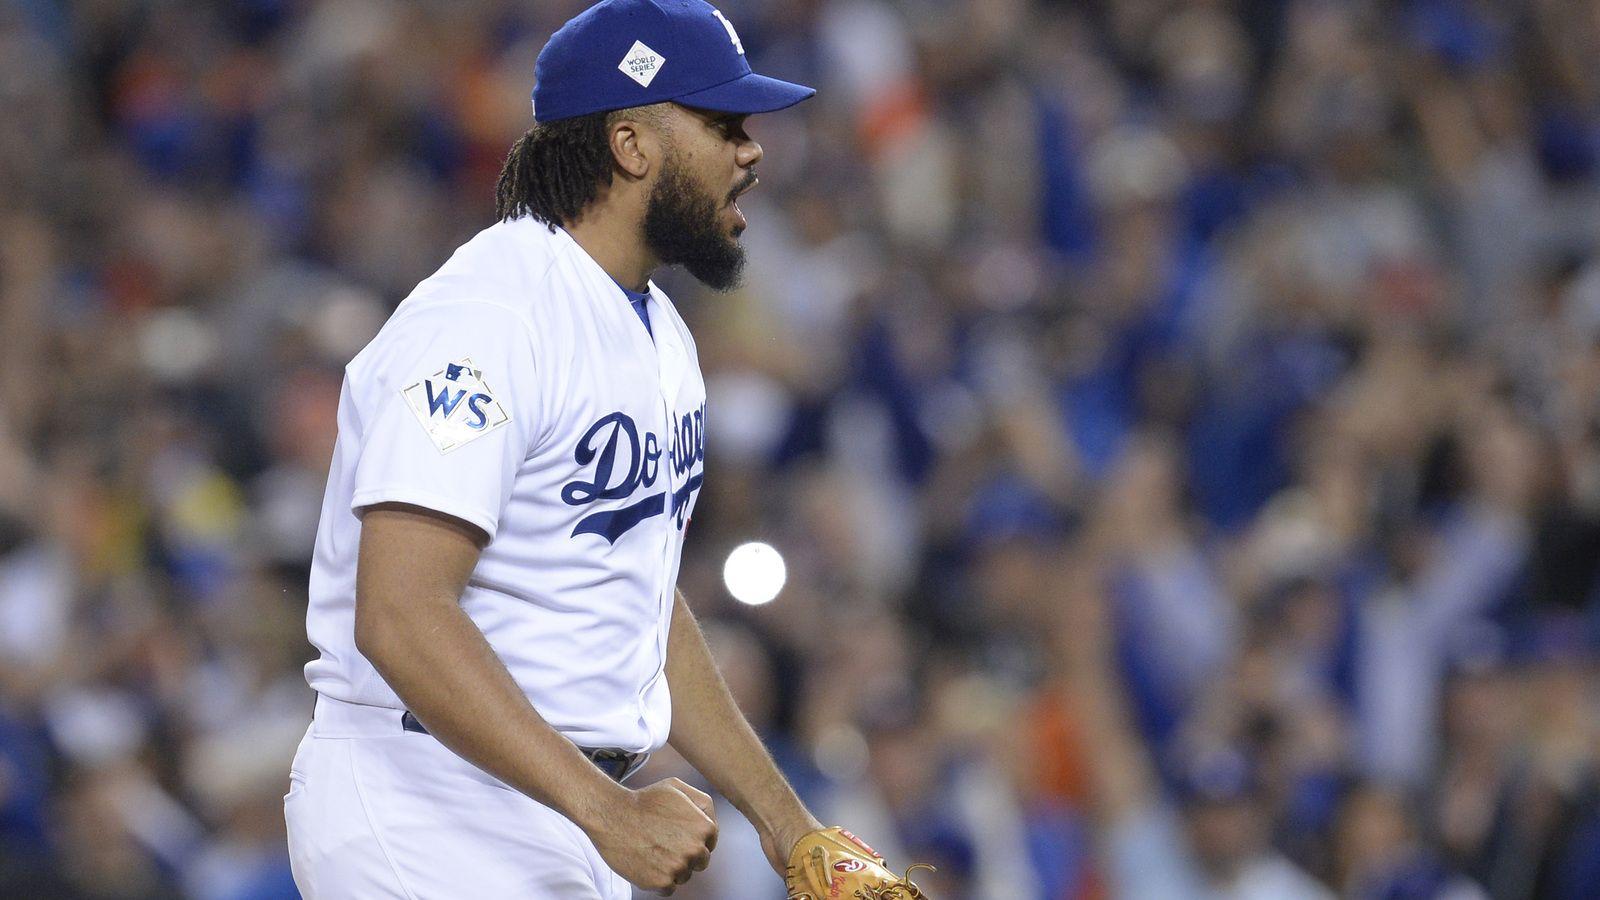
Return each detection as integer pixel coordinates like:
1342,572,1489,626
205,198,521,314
586,747,643,783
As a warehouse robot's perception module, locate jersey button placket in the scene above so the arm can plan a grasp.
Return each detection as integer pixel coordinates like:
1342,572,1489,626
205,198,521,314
643,297,678,749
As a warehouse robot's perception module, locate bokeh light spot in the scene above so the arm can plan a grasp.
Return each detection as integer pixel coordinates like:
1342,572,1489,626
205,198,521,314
722,541,786,606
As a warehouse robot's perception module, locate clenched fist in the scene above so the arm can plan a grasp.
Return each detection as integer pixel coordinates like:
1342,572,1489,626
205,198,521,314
583,777,718,894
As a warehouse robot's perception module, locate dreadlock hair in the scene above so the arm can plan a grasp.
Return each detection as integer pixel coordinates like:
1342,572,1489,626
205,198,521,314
494,105,662,228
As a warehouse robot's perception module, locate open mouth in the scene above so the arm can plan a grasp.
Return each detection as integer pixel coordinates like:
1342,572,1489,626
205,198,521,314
728,174,758,206
728,175,757,230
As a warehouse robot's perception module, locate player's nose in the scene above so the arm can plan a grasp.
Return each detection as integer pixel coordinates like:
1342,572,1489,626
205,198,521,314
736,136,763,169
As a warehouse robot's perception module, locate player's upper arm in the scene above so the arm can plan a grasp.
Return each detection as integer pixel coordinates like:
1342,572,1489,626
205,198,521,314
354,502,484,655
349,300,544,543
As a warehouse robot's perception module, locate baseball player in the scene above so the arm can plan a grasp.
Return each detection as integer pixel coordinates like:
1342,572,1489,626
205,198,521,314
284,1,927,897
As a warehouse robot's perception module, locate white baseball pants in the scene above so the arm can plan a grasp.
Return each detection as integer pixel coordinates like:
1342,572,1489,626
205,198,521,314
285,696,632,899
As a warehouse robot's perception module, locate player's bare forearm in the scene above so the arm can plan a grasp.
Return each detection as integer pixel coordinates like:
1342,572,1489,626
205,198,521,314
665,591,820,867
354,504,626,828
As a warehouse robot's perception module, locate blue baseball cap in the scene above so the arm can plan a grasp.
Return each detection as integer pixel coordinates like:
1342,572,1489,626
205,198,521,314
532,0,816,123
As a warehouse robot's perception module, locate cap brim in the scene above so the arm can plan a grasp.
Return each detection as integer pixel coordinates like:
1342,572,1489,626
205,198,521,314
674,72,816,115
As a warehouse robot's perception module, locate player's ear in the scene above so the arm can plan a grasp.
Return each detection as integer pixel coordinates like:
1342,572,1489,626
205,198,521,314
608,114,657,180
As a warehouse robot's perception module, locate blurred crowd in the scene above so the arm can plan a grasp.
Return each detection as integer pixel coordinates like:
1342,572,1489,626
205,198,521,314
5,0,1600,897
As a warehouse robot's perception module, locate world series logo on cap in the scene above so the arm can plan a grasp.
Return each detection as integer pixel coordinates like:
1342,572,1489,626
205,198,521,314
618,40,664,87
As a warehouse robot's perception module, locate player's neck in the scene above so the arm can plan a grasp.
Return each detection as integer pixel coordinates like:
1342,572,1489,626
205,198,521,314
562,210,657,293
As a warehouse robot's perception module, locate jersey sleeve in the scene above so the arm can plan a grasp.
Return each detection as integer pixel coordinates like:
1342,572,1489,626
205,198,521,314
349,301,543,542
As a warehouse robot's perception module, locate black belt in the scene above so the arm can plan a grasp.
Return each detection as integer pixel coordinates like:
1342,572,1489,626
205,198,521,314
400,711,646,783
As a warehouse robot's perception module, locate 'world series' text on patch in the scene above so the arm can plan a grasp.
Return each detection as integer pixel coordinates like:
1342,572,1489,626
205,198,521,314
401,358,511,453
618,39,664,88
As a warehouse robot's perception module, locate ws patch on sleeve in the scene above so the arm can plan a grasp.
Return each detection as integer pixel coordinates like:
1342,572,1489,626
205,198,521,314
400,358,511,453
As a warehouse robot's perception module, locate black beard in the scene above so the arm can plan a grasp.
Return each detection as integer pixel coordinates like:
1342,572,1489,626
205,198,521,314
642,159,747,292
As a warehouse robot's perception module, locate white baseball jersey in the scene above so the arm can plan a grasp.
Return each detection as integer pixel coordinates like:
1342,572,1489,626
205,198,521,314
302,216,707,755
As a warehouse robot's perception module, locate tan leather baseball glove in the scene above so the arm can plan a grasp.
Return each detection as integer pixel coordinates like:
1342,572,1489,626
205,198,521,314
784,826,932,899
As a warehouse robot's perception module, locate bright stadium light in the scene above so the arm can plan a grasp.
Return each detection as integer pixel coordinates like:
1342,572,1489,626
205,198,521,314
723,541,787,606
